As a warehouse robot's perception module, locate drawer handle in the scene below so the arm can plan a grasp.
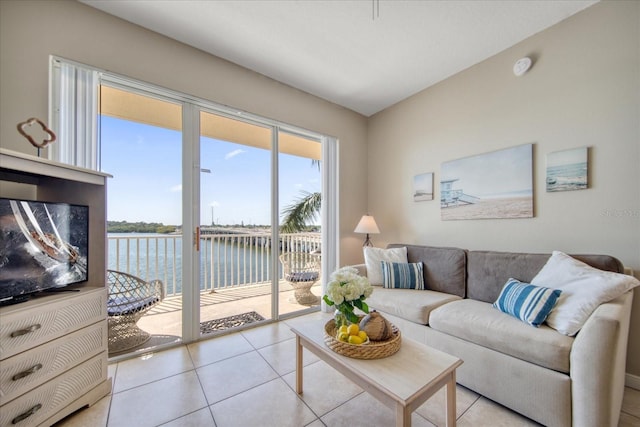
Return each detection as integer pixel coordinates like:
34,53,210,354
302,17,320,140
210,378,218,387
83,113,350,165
12,364,43,381
11,403,42,424
10,324,41,337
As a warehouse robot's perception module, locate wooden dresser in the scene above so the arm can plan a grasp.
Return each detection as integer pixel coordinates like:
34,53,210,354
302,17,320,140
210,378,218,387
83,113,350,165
0,149,112,426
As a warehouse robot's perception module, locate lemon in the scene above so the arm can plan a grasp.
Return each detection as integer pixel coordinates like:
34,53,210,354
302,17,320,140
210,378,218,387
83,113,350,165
358,331,368,341
348,335,363,345
347,324,360,336
337,332,349,342
338,325,348,335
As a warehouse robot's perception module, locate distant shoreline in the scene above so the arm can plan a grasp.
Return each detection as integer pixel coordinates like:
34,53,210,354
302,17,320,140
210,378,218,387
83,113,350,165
441,196,533,220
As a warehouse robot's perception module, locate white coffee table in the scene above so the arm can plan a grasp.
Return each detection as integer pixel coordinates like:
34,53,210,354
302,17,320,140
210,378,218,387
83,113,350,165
291,322,463,427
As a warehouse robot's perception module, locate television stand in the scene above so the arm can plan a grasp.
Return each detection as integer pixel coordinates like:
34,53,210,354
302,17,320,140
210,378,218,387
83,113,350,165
0,149,112,426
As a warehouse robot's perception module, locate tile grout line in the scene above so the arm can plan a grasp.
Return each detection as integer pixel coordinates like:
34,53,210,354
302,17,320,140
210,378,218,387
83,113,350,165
185,342,219,427
622,411,640,422
104,363,118,427
251,341,325,424
194,347,285,419
455,391,482,424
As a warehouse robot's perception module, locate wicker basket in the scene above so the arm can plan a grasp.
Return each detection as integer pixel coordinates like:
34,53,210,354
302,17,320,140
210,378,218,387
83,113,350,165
323,319,401,359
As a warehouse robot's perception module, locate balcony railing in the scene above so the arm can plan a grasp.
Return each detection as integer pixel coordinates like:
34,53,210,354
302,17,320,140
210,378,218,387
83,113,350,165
108,232,321,297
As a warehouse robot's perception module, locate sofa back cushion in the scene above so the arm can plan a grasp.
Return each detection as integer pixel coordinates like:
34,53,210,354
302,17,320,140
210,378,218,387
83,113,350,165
467,250,624,303
387,244,466,297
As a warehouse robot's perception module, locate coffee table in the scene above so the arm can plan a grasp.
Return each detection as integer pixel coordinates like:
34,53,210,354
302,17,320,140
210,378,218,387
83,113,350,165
291,322,463,427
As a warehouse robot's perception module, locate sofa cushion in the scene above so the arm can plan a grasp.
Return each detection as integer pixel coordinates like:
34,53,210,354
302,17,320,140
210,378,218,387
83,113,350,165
108,295,160,316
493,278,561,327
387,244,466,297
429,299,574,373
364,246,408,285
366,288,461,325
531,251,640,336
466,250,624,303
286,271,320,282
381,261,425,290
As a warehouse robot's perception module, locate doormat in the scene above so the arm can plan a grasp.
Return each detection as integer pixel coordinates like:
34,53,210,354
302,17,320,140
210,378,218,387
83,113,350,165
200,311,266,334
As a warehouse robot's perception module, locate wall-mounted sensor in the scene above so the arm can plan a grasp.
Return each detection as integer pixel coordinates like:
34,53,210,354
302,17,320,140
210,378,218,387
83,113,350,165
513,57,532,76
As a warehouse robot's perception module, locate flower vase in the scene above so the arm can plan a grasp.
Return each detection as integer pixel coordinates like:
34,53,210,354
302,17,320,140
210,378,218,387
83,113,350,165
334,310,348,329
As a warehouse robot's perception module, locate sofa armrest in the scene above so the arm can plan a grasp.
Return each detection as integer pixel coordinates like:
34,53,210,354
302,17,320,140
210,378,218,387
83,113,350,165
570,290,633,427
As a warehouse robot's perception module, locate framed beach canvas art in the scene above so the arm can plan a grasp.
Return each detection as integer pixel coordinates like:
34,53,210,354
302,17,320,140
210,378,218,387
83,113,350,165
546,147,588,192
440,144,533,220
413,172,434,201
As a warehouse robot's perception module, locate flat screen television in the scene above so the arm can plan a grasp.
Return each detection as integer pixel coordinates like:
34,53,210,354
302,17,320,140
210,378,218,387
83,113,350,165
0,198,89,305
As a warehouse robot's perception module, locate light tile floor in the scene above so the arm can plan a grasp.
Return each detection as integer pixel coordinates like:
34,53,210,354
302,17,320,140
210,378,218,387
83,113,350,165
57,312,640,427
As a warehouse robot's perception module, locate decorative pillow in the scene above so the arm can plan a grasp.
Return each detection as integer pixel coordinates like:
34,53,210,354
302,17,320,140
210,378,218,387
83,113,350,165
363,246,408,285
531,251,640,336
493,279,561,327
381,261,425,290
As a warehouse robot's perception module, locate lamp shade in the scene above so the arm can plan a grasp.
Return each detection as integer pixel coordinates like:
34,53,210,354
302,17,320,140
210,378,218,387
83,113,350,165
354,215,380,234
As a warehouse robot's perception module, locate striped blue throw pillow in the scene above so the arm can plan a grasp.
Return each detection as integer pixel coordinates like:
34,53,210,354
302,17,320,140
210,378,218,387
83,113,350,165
493,278,562,327
381,261,425,290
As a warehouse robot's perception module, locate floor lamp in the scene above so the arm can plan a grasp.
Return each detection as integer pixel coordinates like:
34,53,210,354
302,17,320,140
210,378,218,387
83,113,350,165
354,215,380,247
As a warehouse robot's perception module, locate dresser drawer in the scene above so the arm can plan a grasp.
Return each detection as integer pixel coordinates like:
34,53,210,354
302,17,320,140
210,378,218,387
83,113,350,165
0,353,107,427
0,321,106,405
0,288,107,360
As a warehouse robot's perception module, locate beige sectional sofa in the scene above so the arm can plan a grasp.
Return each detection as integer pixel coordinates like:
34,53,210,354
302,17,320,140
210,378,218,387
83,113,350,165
354,244,635,427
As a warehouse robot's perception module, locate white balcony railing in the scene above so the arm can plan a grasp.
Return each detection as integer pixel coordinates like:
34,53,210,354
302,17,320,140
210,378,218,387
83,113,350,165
107,232,321,297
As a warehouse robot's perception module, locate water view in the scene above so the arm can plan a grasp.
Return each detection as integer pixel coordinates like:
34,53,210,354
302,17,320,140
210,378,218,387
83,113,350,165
108,231,320,296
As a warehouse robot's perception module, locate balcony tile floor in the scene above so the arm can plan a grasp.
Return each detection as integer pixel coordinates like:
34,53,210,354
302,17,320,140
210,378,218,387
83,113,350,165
56,311,640,427
137,281,321,339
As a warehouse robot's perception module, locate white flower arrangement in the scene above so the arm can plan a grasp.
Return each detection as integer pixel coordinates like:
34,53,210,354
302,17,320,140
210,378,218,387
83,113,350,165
323,266,373,324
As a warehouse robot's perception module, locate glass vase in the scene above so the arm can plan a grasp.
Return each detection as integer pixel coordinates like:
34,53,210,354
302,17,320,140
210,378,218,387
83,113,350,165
334,309,348,329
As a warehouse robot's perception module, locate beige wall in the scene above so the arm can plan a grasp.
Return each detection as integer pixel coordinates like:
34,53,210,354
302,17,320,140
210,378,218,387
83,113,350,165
368,1,640,377
0,0,368,266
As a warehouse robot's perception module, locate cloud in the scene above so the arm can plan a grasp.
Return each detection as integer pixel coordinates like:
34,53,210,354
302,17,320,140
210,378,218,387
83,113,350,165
170,184,182,192
210,201,220,207
225,149,246,160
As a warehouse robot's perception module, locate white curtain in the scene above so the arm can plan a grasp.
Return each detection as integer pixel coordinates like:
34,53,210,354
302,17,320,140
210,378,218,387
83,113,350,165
49,59,100,170
321,135,339,312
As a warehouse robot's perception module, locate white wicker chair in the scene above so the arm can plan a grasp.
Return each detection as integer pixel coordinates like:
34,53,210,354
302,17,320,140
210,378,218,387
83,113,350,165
279,252,321,305
107,270,164,353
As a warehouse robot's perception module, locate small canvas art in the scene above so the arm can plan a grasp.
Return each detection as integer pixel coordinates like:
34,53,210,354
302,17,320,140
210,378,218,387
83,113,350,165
546,147,588,192
440,144,533,220
413,173,434,202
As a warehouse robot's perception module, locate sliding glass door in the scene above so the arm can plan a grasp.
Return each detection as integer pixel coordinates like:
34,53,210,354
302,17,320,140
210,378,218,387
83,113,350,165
277,130,322,317
195,112,324,336
100,85,184,349
198,110,274,335
52,56,336,353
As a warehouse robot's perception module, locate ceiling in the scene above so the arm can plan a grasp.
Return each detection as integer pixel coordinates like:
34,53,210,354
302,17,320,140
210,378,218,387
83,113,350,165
81,0,598,117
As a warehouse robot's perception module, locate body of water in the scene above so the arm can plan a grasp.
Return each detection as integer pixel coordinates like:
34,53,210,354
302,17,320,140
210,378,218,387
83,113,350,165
547,162,588,192
108,233,275,295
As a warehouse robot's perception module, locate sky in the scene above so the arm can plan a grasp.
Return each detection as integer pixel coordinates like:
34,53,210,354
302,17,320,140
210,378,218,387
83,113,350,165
440,143,533,198
101,116,320,226
546,147,587,168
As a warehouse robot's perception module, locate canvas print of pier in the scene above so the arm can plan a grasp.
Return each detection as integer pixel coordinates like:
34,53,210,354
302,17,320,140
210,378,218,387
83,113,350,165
440,144,533,220
546,147,588,192
413,172,434,201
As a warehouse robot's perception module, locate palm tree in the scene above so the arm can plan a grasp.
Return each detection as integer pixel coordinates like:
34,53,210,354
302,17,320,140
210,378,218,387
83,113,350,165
280,160,321,233
280,191,321,233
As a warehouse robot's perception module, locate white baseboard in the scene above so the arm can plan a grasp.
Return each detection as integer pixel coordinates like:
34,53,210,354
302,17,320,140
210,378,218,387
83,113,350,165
626,373,640,390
